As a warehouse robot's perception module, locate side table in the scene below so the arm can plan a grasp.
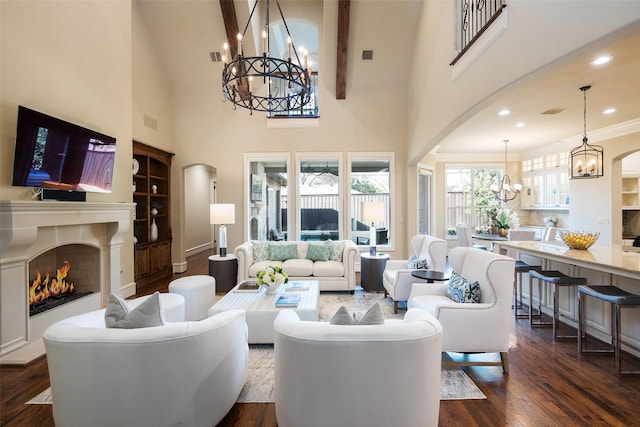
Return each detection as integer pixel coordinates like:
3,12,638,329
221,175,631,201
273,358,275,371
208,254,238,294
360,253,390,292
410,270,450,283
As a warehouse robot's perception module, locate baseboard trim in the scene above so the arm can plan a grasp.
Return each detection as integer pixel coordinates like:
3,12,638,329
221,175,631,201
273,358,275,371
173,261,187,274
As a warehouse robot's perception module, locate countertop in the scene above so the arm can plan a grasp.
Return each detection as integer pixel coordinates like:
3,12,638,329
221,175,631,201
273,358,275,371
498,240,640,278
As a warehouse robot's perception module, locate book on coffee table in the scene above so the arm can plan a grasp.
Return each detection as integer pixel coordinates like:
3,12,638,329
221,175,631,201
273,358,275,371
235,281,260,293
287,281,310,291
275,293,300,307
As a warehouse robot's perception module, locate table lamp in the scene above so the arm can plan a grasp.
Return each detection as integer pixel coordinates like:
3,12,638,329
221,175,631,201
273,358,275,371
210,203,235,256
361,201,385,255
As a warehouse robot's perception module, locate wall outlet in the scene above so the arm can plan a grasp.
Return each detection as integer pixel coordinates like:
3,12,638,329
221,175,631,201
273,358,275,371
598,217,610,224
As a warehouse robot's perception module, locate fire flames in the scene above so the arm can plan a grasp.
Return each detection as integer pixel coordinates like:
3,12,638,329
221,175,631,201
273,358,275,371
29,260,75,306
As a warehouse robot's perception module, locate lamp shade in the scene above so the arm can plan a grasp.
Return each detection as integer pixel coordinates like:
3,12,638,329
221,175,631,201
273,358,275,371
210,204,235,225
361,202,385,224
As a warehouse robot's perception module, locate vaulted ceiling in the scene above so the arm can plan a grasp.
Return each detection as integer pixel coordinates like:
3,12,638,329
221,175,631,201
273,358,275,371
136,0,640,156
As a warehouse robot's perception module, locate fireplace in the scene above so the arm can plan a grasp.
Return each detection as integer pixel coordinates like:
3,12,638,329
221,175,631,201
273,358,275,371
0,201,134,357
28,244,100,316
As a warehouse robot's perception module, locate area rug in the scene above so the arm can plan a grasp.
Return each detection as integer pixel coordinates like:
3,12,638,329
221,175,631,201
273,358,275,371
28,348,484,405
235,344,485,402
27,290,486,405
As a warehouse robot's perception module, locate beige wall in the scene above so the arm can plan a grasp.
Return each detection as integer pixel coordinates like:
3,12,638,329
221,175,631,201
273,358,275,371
132,0,175,152
0,0,134,291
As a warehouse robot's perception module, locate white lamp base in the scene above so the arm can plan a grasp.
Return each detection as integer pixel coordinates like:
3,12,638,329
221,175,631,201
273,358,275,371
369,224,377,255
219,224,227,257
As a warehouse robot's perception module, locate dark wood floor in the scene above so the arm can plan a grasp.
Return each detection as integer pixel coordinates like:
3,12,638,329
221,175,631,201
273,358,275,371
3,248,640,426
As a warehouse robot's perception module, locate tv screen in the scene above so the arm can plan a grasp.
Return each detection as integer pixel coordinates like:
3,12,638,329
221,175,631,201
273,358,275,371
11,106,116,193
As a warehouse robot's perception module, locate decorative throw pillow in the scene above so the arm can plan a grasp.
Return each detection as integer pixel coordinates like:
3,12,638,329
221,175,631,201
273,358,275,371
104,293,130,327
252,241,270,262
446,272,481,303
358,302,385,325
407,254,430,269
329,305,354,325
269,244,298,261
328,240,345,262
329,303,385,325
105,292,165,329
306,244,332,262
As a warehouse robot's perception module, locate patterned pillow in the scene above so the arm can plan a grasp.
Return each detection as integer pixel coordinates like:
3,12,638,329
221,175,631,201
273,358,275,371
252,241,270,262
306,244,332,262
328,240,345,262
446,272,481,303
269,244,299,261
407,254,430,269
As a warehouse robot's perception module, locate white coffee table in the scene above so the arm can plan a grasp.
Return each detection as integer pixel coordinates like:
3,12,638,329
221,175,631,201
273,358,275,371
208,280,320,344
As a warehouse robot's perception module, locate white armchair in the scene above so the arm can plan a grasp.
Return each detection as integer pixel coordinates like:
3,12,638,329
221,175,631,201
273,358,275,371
273,309,443,427
408,246,515,372
43,309,249,427
382,234,447,313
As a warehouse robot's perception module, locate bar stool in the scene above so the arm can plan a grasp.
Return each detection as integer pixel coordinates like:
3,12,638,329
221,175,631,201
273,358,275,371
507,229,546,319
513,261,541,319
577,285,640,376
529,270,586,339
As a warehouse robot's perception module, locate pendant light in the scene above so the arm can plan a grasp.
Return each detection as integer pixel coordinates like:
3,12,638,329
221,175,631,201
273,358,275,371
492,140,522,202
570,85,604,179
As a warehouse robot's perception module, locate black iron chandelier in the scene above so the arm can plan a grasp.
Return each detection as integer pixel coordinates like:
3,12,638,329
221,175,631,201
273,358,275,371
221,0,312,115
570,85,604,179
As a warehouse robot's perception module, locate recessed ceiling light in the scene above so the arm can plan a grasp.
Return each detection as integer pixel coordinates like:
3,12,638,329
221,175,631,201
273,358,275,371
515,122,525,127
591,55,612,66
603,108,616,114
498,109,511,116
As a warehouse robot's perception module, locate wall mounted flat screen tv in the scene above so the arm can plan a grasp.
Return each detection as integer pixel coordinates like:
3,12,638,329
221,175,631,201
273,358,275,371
11,106,116,193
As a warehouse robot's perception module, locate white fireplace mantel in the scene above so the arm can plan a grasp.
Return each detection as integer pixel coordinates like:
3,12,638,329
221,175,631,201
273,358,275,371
0,200,135,356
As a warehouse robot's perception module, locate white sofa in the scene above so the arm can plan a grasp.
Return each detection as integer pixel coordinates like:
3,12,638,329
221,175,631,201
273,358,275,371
273,309,443,427
408,246,515,372
43,298,248,427
235,240,358,292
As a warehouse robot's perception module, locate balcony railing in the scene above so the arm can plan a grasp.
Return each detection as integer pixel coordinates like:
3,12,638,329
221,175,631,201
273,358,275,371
268,72,319,118
450,0,507,66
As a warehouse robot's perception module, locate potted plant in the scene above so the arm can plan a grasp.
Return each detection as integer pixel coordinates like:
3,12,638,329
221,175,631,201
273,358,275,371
494,208,518,237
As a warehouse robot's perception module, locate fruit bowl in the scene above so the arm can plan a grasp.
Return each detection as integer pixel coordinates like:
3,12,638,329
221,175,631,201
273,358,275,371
559,231,600,250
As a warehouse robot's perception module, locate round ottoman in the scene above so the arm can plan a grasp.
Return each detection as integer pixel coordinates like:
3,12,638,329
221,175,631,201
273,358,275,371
169,275,216,321
129,293,186,322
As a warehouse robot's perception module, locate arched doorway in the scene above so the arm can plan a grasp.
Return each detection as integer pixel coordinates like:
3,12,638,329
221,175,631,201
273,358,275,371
183,164,217,257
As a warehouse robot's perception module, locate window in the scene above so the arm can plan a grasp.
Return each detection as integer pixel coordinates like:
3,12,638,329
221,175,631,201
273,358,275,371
418,168,432,234
245,154,290,242
245,152,393,246
349,154,393,248
296,154,342,241
521,151,570,209
446,166,501,235
268,19,319,118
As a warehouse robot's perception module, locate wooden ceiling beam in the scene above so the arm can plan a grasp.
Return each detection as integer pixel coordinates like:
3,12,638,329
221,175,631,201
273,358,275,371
219,0,240,58
336,0,350,100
